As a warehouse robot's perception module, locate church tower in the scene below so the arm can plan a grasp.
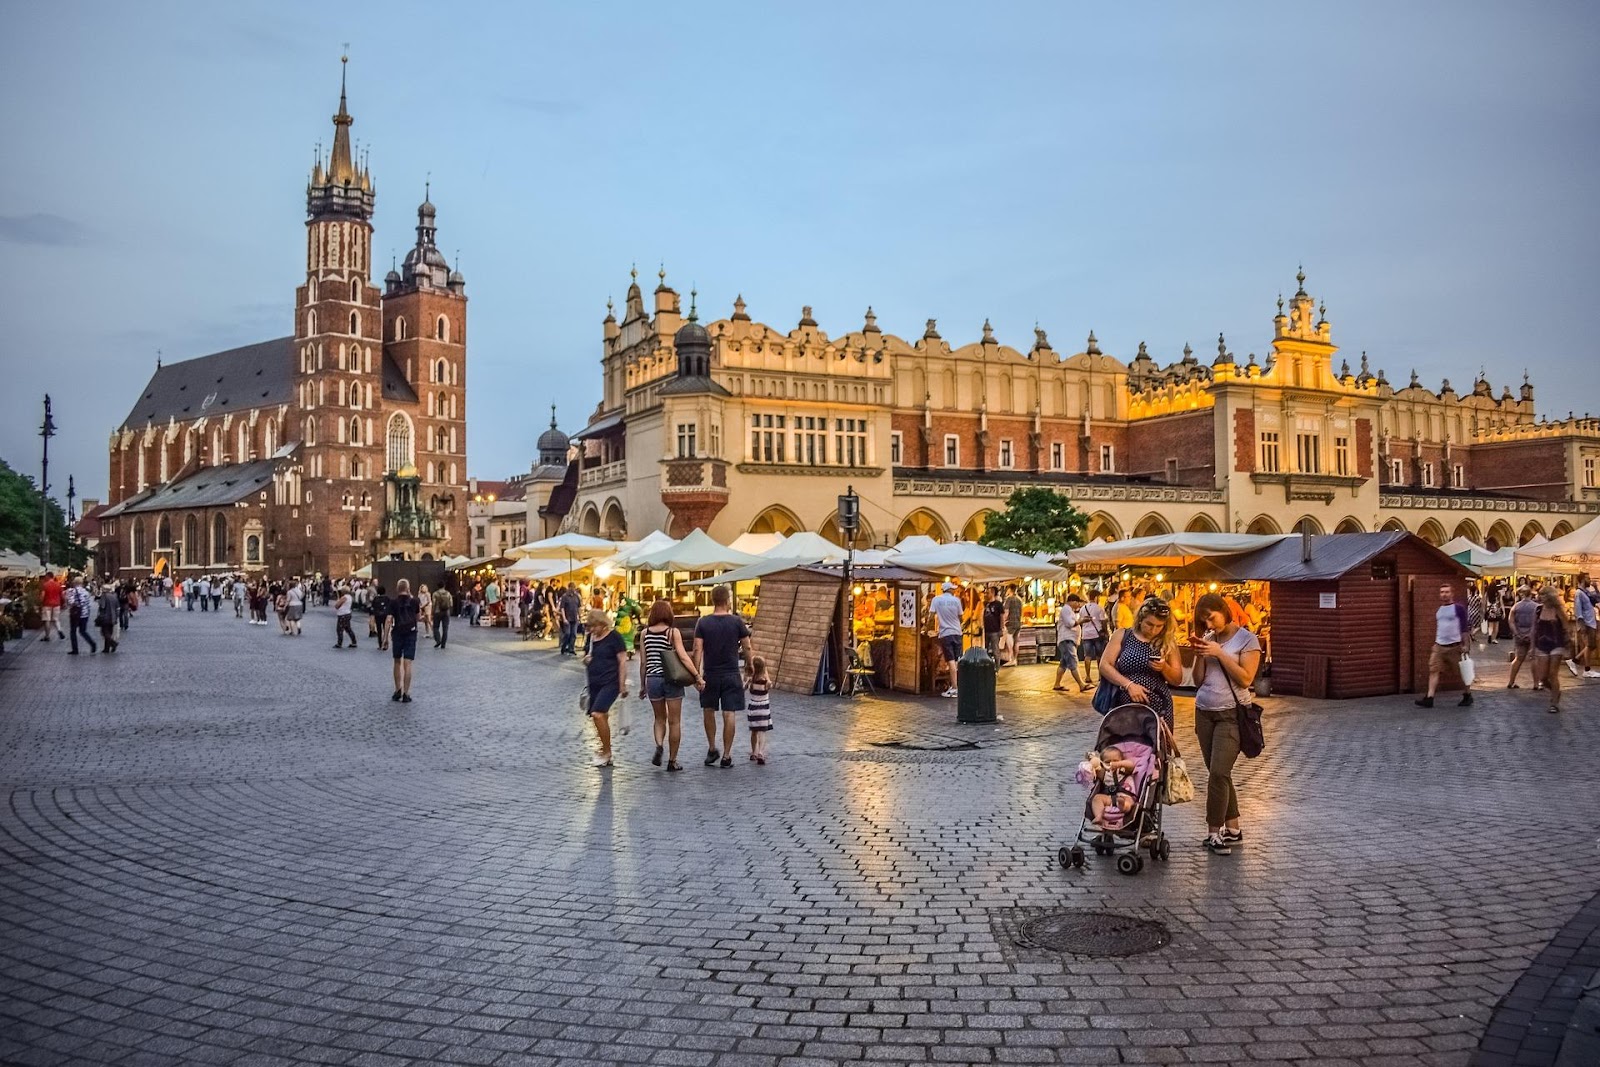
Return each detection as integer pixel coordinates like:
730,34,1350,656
382,189,468,556
293,55,384,573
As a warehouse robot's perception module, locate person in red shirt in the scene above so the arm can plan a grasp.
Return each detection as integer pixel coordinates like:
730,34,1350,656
39,572,66,641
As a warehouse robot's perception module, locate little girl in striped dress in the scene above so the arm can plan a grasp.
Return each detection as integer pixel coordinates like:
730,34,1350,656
747,656,774,764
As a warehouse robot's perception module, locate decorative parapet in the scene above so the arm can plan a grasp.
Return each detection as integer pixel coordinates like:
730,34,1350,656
1470,418,1600,444
578,460,627,488
660,458,729,496
894,475,1225,504
1380,493,1600,515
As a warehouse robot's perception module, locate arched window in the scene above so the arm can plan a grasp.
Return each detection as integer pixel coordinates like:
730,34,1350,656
237,423,249,462
264,419,277,455
306,309,316,336
437,391,448,417
349,516,360,542
211,514,227,564
350,278,360,302
349,417,362,445
349,311,360,336
132,519,148,564
436,315,449,342
308,278,316,302
351,453,362,479
302,416,316,446
360,491,370,508
434,358,447,383
395,316,407,341
184,514,201,562
434,426,449,452
386,413,413,472
211,428,222,464
246,533,261,563
157,515,172,549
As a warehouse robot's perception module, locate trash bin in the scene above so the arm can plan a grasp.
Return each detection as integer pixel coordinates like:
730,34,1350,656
957,645,997,723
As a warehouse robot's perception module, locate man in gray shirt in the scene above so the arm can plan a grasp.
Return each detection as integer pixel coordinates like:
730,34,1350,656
1002,585,1025,666
928,582,966,698
1506,586,1539,690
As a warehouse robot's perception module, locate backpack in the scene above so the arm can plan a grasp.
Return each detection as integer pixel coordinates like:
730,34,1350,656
390,596,419,634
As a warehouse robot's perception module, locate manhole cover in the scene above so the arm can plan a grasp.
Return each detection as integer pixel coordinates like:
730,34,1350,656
1015,909,1169,958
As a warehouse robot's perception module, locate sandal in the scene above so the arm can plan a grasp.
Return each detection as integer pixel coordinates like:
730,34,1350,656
719,757,733,768
666,760,682,772
652,745,664,767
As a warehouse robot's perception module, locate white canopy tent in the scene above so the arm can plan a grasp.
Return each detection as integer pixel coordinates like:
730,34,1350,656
889,535,941,556
1066,532,1289,568
728,531,787,556
502,557,592,581
0,550,45,578
505,532,624,561
891,542,1068,582
1438,535,1484,558
760,531,849,564
351,562,373,580
1514,517,1600,575
627,529,759,572
606,529,678,569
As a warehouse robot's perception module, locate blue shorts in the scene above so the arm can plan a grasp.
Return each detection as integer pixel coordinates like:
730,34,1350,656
700,672,746,712
588,684,619,715
646,676,685,701
1057,640,1079,664
1080,637,1106,664
391,630,417,660
939,635,962,662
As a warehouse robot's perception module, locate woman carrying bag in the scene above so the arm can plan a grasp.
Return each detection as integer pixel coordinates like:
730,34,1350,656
638,599,704,771
1188,592,1263,856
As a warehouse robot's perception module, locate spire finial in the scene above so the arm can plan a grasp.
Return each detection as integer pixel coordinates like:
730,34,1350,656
550,403,558,430
630,263,637,281
1296,264,1306,293
327,52,356,182
1277,293,1284,314
156,348,162,370
688,286,698,322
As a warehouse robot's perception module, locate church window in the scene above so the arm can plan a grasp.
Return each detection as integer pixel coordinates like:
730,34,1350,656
308,278,316,302
387,413,413,472
350,278,360,302
436,315,449,342
157,515,171,549
435,426,449,452
264,419,277,454
133,519,148,564
349,311,360,336
434,358,447,383
211,429,222,465
351,453,363,479
237,424,249,462
184,514,200,564
211,514,227,564
350,516,360,542
349,417,362,445
306,310,316,336
438,391,448,417
303,416,316,447
395,316,407,341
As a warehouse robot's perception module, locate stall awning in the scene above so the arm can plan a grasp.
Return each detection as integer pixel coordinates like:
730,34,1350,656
1173,532,1473,582
891,542,1068,581
452,554,510,570
627,529,759,572
506,532,623,561
1067,532,1289,568
1514,516,1600,575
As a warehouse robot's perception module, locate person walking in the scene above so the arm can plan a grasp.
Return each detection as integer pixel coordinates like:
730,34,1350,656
285,578,305,636
584,609,629,767
638,599,702,771
1002,584,1025,666
232,578,246,619
96,581,121,653
484,578,502,624
982,587,1005,661
210,577,222,613
1189,592,1262,856
1466,584,1484,647
928,581,965,698
64,576,97,655
1531,586,1572,714
430,585,453,648
386,579,420,703
694,585,754,768
1052,592,1089,693
1415,583,1472,708
746,656,774,764
1098,596,1182,729
38,571,65,641
558,584,582,656
1574,578,1599,678
1483,582,1504,645
1507,586,1538,689
1078,592,1108,684
370,584,391,651
333,585,358,648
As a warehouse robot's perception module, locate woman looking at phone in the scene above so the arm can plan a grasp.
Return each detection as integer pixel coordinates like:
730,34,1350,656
1188,592,1263,856
1098,596,1183,730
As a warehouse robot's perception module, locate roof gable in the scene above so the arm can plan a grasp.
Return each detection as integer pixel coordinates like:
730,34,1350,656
122,338,295,429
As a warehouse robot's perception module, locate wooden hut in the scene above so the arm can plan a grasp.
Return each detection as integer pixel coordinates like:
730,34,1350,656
1176,532,1476,698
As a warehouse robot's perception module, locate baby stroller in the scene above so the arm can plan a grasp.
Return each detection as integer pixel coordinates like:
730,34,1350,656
1059,703,1172,875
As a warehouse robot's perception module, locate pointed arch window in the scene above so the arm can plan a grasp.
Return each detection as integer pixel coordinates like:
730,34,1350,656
395,316,407,341
351,453,362,479
350,278,360,302
349,311,360,336
308,278,317,302
133,519,149,564
434,426,449,452
387,413,413,472
437,391,448,418
237,423,249,462
211,514,227,564
436,315,449,342
157,515,172,549
184,514,200,563
303,416,316,446
264,419,277,455
349,417,362,445
306,310,317,336
350,516,360,542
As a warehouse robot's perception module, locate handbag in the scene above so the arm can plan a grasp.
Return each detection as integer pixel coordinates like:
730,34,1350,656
1091,677,1129,715
1162,755,1195,804
661,631,698,687
1220,656,1266,759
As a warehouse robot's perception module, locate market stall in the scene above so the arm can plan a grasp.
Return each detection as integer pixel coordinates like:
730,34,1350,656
1174,531,1474,698
1514,516,1600,575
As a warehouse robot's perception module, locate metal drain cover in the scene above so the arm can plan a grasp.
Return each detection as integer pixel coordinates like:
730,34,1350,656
1016,909,1170,958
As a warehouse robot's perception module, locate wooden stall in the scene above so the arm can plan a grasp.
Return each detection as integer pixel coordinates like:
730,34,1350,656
1176,532,1475,698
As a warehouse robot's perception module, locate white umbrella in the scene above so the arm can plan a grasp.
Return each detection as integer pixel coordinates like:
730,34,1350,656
628,529,759,572
760,531,849,564
1514,517,1600,575
728,531,787,556
607,529,678,568
1066,532,1289,568
892,542,1068,582
505,532,623,561
889,534,941,556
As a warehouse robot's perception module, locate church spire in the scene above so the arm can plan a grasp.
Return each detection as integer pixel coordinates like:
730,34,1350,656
328,54,356,185
307,53,373,221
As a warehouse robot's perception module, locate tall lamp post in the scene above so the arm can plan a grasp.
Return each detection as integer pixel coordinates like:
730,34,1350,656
39,395,56,570
837,485,860,694
66,475,77,572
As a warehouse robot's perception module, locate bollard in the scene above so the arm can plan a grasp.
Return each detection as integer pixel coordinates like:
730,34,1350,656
957,645,997,723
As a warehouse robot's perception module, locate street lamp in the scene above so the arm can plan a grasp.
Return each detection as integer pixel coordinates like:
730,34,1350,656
837,485,860,693
39,395,56,570
66,475,77,572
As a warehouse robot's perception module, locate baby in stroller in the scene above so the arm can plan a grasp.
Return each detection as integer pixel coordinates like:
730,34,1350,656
1061,703,1173,874
1085,746,1142,828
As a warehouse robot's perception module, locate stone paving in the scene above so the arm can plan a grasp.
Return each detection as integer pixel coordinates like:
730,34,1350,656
2,605,1598,1066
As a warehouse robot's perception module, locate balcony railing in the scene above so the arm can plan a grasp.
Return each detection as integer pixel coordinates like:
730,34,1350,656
578,460,627,488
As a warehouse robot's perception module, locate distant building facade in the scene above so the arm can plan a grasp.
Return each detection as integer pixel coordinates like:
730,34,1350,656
562,268,1600,549
98,61,470,579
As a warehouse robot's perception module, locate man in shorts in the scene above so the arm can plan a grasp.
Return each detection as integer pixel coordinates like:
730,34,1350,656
1506,586,1538,689
694,585,753,768
1052,592,1089,692
1576,578,1600,678
1002,584,1025,666
929,581,965,698
1077,592,1108,683
1417,583,1471,708
386,579,420,703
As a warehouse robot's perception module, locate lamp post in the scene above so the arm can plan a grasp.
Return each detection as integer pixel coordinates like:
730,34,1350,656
66,475,77,572
39,396,56,570
837,485,860,694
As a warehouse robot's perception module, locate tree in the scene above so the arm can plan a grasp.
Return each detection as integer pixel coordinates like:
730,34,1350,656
978,486,1088,556
0,457,86,568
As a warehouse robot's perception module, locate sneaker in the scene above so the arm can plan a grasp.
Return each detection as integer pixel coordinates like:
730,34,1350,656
401,694,412,703
1221,828,1244,846
719,757,733,768
1414,696,1433,708
1204,832,1232,855
392,690,402,702
941,688,958,698
1567,659,1580,678
1585,670,1600,679
1548,704,1561,714
593,755,613,767
704,749,720,767
1458,691,1473,707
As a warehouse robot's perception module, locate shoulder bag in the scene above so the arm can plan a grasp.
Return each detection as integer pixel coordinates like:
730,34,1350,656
1219,653,1266,759
662,630,698,687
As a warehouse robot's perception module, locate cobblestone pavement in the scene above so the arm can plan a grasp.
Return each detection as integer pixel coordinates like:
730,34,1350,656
2,606,1598,1067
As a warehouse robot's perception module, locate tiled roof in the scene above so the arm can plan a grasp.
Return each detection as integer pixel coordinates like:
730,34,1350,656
122,338,295,429
117,459,281,515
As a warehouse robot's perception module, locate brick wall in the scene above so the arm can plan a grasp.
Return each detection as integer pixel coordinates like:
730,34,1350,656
1125,410,1216,485
1466,439,1571,501
1355,418,1374,478
1233,408,1255,472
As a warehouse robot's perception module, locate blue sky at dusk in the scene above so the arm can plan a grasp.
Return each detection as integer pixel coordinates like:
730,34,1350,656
2,1,1596,499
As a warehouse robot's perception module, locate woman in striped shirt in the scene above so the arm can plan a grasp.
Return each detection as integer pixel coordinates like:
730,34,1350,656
637,599,703,771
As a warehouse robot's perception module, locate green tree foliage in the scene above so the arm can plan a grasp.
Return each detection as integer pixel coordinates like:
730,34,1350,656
977,486,1088,556
0,457,86,568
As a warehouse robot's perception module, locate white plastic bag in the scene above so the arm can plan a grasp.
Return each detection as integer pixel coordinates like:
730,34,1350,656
1459,654,1476,687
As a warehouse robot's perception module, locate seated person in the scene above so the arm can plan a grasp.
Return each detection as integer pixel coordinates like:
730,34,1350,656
1087,746,1141,827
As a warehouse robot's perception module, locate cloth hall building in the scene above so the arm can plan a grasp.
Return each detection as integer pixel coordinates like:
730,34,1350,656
98,62,470,580
564,270,1600,550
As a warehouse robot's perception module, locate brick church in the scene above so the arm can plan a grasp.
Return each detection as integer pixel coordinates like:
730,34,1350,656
98,60,470,580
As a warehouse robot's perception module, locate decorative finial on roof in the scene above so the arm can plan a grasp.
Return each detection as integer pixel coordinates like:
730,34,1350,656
982,318,995,344
863,306,879,332
732,294,749,321
1246,351,1257,367
1032,324,1050,351
1181,341,1195,363
1295,265,1306,295
799,305,816,327
1086,330,1100,356
924,318,940,340
604,296,615,322
1218,333,1228,357
1410,368,1420,388
687,287,698,322
1317,301,1326,322
1277,293,1284,315
1523,369,1530,385
655,263,667,292
156,348,162,370
1360,350,1370,375
1377,367,1389,386
550,403,558,430
630,263,637,281
1340,358,1350,378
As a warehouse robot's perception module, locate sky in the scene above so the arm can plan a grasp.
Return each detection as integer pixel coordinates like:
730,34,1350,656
2,1,1597,502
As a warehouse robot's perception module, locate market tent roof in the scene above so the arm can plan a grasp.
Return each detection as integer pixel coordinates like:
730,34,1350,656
505,532,624,561
442,554,472,568
891,542,1068,581
1450,544,1517,574
1514,516,1600,574
503,557,591,580
1173,531,1473,582
687,559,938,587
0,549,44,577
761,531,849,563
351,562,373,580
607,530,678,568
1066,532,1289,568
889,535,941,556
728,531,786,556
1438,536,1484,558
627,528,759,572
452,554,509,570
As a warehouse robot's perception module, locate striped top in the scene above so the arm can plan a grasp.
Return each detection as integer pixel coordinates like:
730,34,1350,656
640,627,674,676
